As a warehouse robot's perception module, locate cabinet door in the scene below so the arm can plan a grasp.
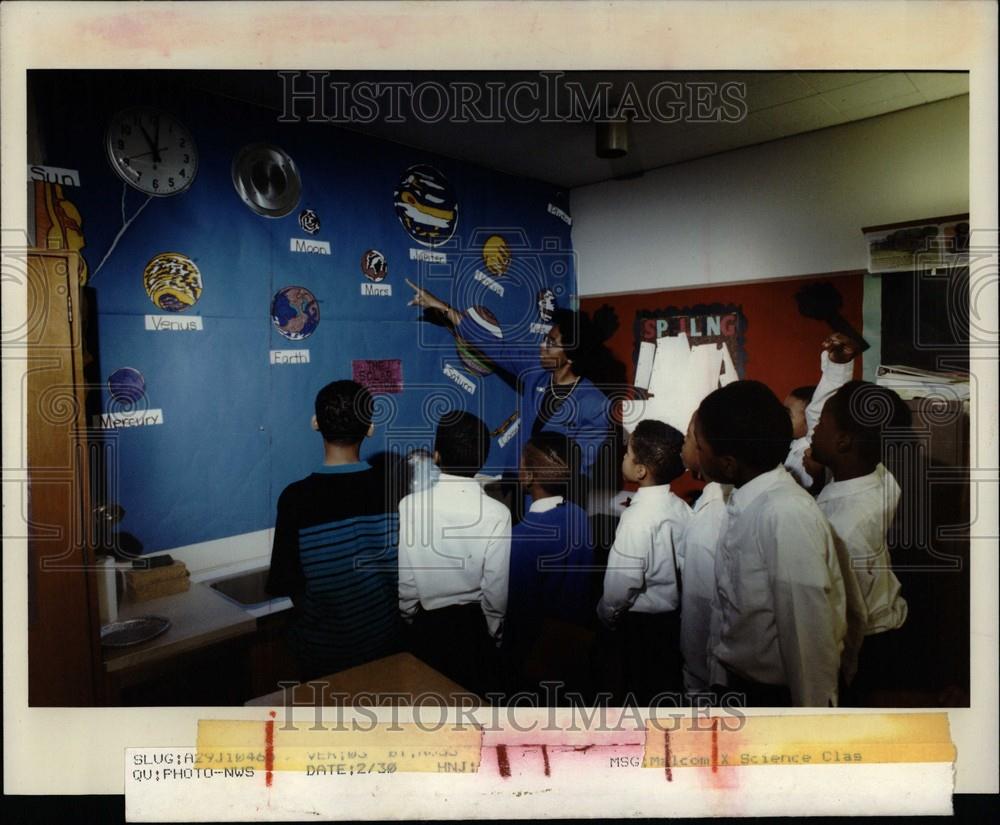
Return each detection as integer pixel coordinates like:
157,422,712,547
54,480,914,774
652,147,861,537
26,251,102,705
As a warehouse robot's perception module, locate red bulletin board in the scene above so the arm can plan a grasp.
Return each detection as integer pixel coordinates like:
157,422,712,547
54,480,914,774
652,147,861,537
581,271,866,501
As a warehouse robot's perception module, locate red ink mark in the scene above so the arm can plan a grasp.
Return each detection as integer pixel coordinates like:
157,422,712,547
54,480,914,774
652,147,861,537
711,718,719,773
541,744,550,777
663,729,673,782
496,744,511,778
265,710,276,788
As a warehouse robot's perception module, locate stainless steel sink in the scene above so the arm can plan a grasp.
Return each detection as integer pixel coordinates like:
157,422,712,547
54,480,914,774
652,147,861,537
208,567,289,613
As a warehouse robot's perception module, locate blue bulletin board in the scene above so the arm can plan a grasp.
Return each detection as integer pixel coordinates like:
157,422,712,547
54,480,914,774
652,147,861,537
32,72,576,554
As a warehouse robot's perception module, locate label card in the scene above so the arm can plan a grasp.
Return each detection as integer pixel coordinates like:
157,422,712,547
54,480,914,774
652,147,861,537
28,164,81,187
360,282,392,297
409,248,447,263
93,409,164,430
547,202,572,225
145,315,204,332
289,238,331,255
443,364,476,394
270,350,311,365
498,417,521,448
474,270,504,297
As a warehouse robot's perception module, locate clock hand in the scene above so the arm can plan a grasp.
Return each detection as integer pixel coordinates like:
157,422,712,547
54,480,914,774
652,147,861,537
127,147,167,161
138,122,163,164
153,118,162,163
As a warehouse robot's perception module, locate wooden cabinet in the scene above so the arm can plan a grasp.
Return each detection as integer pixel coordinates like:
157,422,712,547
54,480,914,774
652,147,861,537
26,250,103,705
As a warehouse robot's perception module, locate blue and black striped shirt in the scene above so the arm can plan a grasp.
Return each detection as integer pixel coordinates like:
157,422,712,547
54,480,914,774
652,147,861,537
266,462,401,677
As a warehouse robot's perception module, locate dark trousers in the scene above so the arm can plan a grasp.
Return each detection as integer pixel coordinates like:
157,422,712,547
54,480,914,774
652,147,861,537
622,611,683,706
409,602,496,698
715,668,793,708
843,627,905,705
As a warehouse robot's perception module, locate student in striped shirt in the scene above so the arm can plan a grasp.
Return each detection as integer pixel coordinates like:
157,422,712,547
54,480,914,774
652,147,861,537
266,380,402,681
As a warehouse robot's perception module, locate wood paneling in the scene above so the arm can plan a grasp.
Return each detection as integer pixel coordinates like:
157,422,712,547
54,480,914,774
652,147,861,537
26,251,102,705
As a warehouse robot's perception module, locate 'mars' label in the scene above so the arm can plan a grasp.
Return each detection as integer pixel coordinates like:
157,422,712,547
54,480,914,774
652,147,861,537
93,409,164,430
360,282,392,297
270,350,311,365
290,238,331,255
145,315,204,331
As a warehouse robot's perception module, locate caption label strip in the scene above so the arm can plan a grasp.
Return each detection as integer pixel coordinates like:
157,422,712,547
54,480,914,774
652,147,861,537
186,713,953,781
126,714,955,819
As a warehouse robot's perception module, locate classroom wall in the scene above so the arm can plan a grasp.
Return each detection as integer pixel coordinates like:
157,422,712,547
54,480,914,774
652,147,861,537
31,72,575,557
570,95,969,295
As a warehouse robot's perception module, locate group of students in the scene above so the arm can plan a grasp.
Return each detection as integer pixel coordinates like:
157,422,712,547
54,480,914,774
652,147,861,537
266,332,911,707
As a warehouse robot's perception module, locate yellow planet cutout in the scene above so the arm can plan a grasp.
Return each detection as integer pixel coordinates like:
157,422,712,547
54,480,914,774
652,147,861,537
482,234,511,276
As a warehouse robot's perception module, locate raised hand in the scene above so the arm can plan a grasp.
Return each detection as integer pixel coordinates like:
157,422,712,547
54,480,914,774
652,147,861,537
823,332,858,364
405,278,461,327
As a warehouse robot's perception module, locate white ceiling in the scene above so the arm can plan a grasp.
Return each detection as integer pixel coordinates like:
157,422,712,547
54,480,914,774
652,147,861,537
194,71,968,189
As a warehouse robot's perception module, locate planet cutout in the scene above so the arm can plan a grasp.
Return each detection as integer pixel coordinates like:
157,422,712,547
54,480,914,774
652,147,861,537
482,235,511,276
143,252,203,312
271,286,320,341
108,367,146,404
393,164,458,246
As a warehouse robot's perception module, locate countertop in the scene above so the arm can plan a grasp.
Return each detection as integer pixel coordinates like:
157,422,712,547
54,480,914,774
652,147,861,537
103,582,258,673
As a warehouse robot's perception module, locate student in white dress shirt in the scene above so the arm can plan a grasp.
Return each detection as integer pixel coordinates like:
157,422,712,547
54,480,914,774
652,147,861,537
678,411,732,699
397,411,512,695
809,380,911,702
598,419,691,704
696,381,848,707
784,333,859,490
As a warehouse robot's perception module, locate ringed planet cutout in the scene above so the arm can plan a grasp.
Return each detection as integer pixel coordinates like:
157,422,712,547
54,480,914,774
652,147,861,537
455,305,502,377
143,252,203,312
537,288,556,323
393,164,458,246
482,234,512,276
298,209,321,235
232,143,302,218
108,367,146,404
271,286,320,341
360,249,388,282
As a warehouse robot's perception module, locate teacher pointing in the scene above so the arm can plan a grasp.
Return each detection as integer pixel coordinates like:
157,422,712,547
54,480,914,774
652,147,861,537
404,278,615,479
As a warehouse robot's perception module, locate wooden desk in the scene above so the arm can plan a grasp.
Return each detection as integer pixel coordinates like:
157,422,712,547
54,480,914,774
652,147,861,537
245,652,474,707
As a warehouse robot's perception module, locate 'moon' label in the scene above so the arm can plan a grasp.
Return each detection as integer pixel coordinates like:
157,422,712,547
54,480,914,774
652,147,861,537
143,252,203,312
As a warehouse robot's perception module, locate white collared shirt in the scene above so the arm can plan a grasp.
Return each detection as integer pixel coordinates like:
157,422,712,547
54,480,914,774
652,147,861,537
816,464,907,635
398,473,512,639
597,484,692,626
710,465,847,706
785,351,855,488
529,495,564,514
679,481,732,692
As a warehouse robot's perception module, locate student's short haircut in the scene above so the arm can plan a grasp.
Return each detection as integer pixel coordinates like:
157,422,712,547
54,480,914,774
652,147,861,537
435,410,490,477
524,432,582,496
630,419,686,485
315,380,373,444
698,380,792,472
788,385,816,404
824,380,912,465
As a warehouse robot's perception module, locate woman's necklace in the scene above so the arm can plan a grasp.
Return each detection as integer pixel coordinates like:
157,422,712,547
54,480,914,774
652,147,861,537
549,375,580,401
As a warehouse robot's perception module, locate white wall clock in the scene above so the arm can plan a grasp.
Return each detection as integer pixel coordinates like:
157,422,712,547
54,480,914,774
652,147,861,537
106,107,198,196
